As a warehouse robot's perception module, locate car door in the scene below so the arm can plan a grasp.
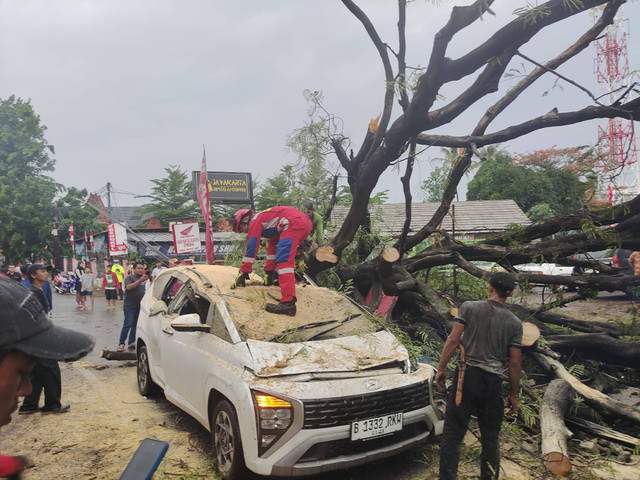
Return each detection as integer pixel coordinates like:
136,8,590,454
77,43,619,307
159,279,215,423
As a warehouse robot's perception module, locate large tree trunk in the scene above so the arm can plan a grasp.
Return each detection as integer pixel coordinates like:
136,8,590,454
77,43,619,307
540,379,573,476
531,352,640,426
545,333,640,368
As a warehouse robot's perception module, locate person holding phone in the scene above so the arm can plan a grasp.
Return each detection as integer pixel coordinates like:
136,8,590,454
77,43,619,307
116,262,148,352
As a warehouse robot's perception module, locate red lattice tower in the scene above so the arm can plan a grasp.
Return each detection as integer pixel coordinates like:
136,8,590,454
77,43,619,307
593,8,637,182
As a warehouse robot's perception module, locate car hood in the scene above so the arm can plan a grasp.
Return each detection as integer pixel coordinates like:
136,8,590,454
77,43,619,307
247,330,408,377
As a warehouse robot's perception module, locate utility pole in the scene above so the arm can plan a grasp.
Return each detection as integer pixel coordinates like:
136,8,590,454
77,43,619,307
52,204,61,269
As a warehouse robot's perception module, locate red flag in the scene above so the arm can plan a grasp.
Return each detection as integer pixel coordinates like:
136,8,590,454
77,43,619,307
69,222,75,254
84,231,88,254
197,146,215,264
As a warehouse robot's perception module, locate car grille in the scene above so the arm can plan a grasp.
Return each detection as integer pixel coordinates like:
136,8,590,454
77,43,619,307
302,380,429,429
298,421,430,462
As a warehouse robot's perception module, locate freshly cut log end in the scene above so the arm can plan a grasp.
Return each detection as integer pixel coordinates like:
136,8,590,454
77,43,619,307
522,322,541,347
542,452,572,475
100,349,137,361
449,307,459,317
316,246,338,264
382,247,400,263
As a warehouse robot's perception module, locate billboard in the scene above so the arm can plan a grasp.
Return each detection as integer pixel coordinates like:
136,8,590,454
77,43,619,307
192,171,252,204
171,222,202,254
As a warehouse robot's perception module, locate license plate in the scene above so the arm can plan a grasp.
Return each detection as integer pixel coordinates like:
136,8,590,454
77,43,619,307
350,412,403,440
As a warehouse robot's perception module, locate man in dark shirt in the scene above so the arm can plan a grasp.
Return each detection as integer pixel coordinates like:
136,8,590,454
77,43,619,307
117,262,149,352
436,272,523,480
19,264,70,414
5,265,21,282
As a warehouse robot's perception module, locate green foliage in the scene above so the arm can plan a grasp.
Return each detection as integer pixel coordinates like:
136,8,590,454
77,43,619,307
0,96,62,263
526,202,555,221
135,165,199,225
426,267,489,299
513,3,551,27
467,153,590,218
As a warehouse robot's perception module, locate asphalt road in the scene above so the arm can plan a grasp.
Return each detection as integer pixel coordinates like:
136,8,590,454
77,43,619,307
50,289,126,366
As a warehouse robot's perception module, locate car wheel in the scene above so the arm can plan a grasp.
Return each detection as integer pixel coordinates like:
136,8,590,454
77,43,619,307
212,400,247,480
137,344,158,396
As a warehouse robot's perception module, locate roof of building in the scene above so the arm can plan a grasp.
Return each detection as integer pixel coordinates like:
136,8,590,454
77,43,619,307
330,200,531,236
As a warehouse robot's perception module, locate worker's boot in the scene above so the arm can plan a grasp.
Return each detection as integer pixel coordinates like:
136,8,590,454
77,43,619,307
266,300,296,316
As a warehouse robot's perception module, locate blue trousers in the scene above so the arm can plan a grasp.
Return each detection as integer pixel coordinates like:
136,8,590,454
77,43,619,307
119,308,140,346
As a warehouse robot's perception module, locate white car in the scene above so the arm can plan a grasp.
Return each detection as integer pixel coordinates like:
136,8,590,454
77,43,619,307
515,263,574,276
135,265,443,479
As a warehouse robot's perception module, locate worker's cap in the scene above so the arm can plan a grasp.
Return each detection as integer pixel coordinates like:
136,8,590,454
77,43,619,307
113,259,120,264
26,263,53,277
0,276,95,361
303,202,313,211
489,272,516,293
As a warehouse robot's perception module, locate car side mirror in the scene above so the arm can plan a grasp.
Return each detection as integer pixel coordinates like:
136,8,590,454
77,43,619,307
149,300,168,316
170,313,211,333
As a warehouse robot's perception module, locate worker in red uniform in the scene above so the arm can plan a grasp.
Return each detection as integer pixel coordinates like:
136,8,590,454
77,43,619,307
232,206,312,316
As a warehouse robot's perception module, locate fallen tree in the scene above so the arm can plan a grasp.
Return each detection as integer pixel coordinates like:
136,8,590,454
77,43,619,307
288,2,640,473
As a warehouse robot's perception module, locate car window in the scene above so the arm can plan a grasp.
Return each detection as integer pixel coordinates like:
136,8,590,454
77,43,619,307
162,278,184,305
170,282,211,326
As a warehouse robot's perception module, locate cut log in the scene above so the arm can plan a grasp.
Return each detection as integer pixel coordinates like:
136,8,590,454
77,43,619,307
100,349,137,361
540,379,573,475
566,416,640,448
531,352,640,426
545,333,640,368
382,247,400,263
315,246,338,264
521,322,541,347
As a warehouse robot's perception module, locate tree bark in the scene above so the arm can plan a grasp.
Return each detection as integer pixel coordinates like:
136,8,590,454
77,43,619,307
540,379,573,476
100,349,136,361
546,333,640,368
531,352,640,426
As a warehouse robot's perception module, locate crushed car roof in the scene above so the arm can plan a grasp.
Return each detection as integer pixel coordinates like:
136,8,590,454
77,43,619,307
170,265,381,342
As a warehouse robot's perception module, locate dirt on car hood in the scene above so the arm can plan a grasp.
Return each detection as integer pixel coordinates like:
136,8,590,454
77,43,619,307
246,329,408,377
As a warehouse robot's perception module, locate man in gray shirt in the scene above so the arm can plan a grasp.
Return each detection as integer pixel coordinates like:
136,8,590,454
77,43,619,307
436,272,522,480
116,262,149,352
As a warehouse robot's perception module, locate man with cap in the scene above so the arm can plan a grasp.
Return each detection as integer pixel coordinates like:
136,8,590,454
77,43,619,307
435,272,522,480
111,260,125,300
20,264,53,313
19,264,70,414
0,275,94,474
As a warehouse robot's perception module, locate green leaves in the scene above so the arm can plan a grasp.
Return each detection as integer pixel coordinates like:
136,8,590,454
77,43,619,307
0,96,61,262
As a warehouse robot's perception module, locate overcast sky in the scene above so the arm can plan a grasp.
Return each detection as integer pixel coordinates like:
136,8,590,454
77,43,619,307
1,1,638,207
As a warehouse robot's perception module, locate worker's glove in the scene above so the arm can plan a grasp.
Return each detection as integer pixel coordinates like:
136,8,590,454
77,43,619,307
264,270,277,286
231,271,250,289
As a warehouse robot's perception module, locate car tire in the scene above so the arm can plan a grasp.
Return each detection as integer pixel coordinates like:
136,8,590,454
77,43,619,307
137,344,159,396
212,399,247,480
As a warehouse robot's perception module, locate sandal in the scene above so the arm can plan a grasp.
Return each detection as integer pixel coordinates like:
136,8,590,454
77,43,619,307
116,345,125,352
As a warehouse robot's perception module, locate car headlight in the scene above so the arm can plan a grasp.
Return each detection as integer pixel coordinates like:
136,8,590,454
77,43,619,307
253,391,294,455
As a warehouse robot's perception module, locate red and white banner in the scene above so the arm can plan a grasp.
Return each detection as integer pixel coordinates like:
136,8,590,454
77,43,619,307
69,222,74,254
90,230,95,250
198,147,215,264
171,222,202,254
108,223,128,255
